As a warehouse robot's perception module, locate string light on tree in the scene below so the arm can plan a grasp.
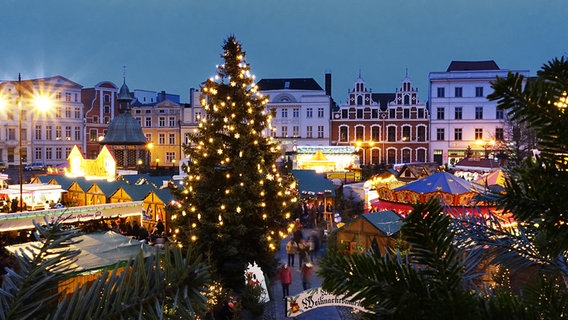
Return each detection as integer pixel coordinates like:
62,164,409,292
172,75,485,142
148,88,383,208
169,36,297,290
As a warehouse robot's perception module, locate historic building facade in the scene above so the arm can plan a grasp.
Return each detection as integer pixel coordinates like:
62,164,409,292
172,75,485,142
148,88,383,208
331,74,429,165
0,75,84,168
257,75,333,154
428,61,529,166
130,91,183,167
81,81,120,159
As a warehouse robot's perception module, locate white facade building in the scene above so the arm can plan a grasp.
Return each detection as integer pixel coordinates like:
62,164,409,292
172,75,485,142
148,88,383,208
257,76,333,154
428,61,529,166
0,75,84,168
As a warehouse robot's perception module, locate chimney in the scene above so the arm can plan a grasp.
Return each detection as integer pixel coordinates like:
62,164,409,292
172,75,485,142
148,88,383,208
325,72,332,96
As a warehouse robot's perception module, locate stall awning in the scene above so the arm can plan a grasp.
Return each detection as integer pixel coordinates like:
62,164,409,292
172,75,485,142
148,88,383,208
0,201,144,232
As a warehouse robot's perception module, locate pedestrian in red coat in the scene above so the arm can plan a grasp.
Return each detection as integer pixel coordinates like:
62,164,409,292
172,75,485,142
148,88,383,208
278,263,293,298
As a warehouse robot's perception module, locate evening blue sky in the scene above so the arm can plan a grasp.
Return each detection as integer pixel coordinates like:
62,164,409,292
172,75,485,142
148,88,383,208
1,0,566,103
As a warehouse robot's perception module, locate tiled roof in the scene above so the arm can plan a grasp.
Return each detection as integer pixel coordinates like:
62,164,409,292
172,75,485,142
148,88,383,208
152,188,175,204
257,78,323,91
446,60,500,71
100,112,147,145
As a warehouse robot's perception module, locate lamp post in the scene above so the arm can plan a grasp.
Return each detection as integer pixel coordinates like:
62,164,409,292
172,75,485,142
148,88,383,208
17,74,24,212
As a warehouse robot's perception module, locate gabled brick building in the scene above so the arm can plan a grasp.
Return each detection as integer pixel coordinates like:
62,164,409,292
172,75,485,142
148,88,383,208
331,74,429,166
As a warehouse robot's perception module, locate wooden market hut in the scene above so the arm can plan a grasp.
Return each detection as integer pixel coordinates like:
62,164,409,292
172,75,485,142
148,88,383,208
66,179,95,207
109,184,155,204
335,210,403,255
292,169,336,228
143,188,175,233
85,181,126,206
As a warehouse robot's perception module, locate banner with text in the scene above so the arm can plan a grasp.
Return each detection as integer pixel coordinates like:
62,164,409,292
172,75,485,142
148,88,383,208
285,287,372,317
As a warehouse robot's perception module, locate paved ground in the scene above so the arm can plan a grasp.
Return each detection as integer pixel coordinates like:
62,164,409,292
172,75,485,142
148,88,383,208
260,228,360,320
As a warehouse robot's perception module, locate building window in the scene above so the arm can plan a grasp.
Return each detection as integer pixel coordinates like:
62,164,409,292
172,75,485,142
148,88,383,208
169,117,176,127
437,87,445,98
281,109,288,118
159,117,166,127
402,149,411,163
56,107,62,118
56,147,62,160
166,152,176,163
56,92,61,100
341,109,347,118
46,148,52,160
496,109,504,120
7,128,15,141
317,126,324,138
145,133,152,142
293,108,299,118
65,107,71,118
436,128,445,141
369,109,377,119
93,116,99,123
389,109,395,118
339,127,348,142
355,126,364,141
371,126,380,141
104,116,110,124
306,108,313,118
75,108,81,118
159,134,165,145
403,109,410,119
75,127,81,141
168,134,176,145
35,125,42,140
292,126,299,137
495,128,504,141
56,126,62,140
454,128,463,140
89,129,98,142
281,126,288,137
418,109,425,118
65,147,71,158
145,117,152,127
387,127,396,142
402,126,411,141
475,128,483,140
387,149,396,164
46,126,52,140
475,107,483,119
475,86,484,97
454,87,463,98
104,94,111,103
437,107,445,120
417,126,426,142
65,93,71,102
455,107,462,120
65,126,72,140
35,148,42,160
356,109,363,119
318,108,324,118
306,126,313,138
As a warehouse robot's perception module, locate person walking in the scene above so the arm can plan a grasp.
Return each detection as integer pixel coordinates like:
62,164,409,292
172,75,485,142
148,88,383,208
278,263,293,298
285,239,298,267
301,262,313,291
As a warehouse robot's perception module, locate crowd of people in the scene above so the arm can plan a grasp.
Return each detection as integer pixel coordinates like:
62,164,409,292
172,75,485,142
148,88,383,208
109,218,168,247
278,216,323,299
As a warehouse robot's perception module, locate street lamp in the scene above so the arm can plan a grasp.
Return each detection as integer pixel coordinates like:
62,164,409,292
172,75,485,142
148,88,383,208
476,139,495,159
13,74,52,212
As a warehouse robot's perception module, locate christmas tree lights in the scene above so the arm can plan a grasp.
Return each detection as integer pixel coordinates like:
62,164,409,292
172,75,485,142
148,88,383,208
170,36,297,289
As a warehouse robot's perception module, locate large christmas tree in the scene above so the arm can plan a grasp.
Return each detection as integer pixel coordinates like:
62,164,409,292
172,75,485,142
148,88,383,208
171,36,296,289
